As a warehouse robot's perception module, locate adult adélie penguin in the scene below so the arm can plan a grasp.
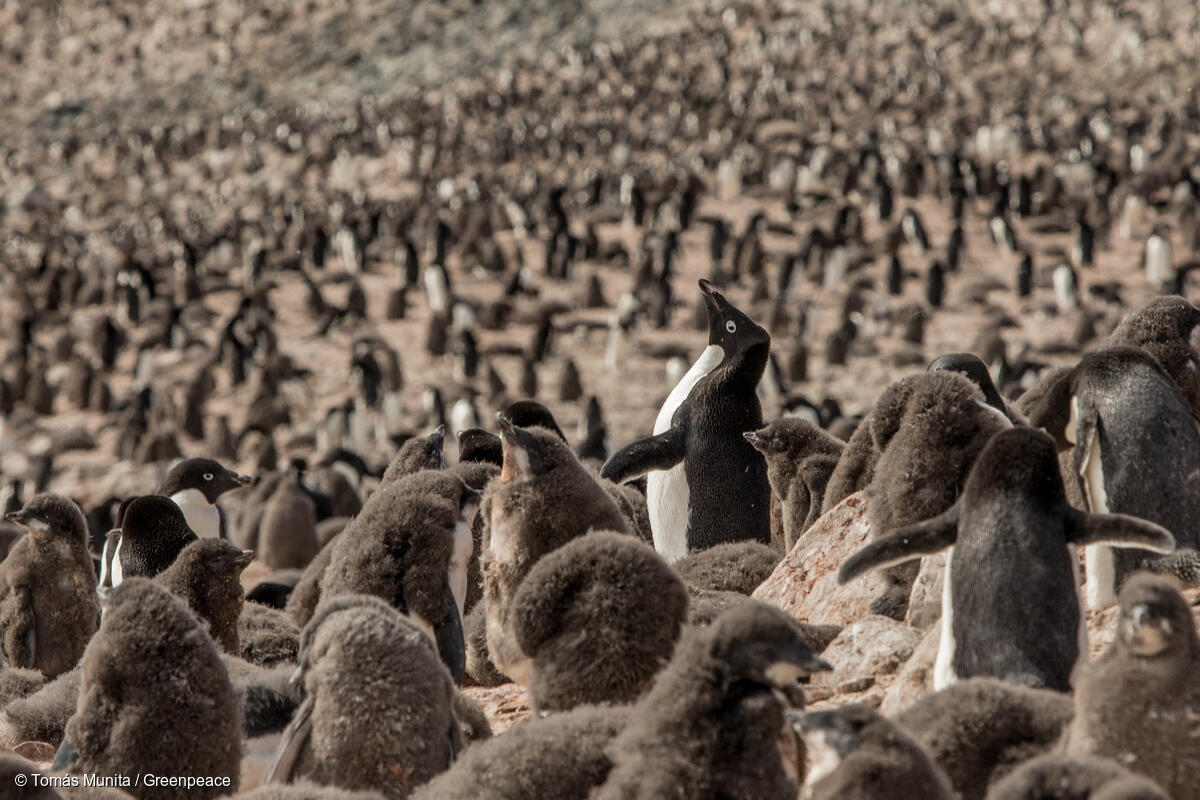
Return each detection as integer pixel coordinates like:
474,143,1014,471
602,279,770,562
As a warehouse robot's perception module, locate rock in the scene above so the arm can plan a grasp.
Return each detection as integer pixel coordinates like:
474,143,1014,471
813,615,921,691
753,492,888,625
905,552,945,631
12,740,55,763
461,683,532,734
880,620,940,716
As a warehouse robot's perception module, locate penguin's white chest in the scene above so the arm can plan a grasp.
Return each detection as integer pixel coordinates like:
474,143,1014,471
933,547,957,691
647,345,723,563
171,489,220,539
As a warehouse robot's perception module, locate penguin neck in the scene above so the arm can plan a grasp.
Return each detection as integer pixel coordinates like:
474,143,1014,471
713,341,770,391
654,344,724,434
170,489,220,539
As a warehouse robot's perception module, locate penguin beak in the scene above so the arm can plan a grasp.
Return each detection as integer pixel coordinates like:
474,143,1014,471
235,473,254,486
233,550,256,568
765,657,833,689
699,278,722,315
4,509,31,525
743,430,765,450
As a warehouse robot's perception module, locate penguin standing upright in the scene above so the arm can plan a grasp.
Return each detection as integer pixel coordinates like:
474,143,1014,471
602,280,771,562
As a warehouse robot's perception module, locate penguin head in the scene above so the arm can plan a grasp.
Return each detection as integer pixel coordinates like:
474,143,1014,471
699,279,769,362
707,601,832,690
5,493,86,541
1116,574,1199,659
456,428,503,466
743,418,825,458
500,400,567,442
380,426,448,487
159,458,253,504
790,704,879,762
167,539,254,597
495,415,574,483
927,352,1008,413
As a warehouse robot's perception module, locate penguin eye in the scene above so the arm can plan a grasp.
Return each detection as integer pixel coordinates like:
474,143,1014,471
203,473,214,481
725,320,737,333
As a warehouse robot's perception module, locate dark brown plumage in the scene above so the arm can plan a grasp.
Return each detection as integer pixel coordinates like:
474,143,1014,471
594,601,830,799
673,540,780,595
986,754,1169,800
825,372,1009,618
0,494,98,677
239,600,301,667
481,419,629,682
55,578,241,799
266,594,459,799
412,705,629,800
259,476,320,570
1064,575,1200,798
745,418,845,548
155,538,254,654
894,678,1075,800
511,531,687,711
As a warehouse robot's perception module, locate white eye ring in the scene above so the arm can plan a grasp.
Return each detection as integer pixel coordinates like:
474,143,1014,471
203,473,214,481
725,320,737,333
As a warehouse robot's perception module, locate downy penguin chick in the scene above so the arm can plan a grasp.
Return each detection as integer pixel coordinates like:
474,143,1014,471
795,703,955,800
412,704,630,800
379,426,446,487
894,677,1075,800
157,457,252,539
53,579,241,799
0,495,98,677
320,469,472,683
1063,574,1200,798
259,467,320,570
602,279,772,562
986,754,1169,800
0,665,81,748
744,418,845,548
511,531,688,711
266,594,460,799
481,417,628,682
839,427,1173,691
594,601,831,800
154,538,254,653
239,600,300,667
827,371,1012,620
673,540,780,595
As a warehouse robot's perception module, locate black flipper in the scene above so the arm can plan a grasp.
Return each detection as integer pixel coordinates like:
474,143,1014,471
837,503,960,584
1063,508,1175,552
266,695,314,784
600,423,687,484
434,598,466,686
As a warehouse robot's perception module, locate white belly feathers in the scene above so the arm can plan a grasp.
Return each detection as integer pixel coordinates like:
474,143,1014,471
647,344,723,563
170,489,220,539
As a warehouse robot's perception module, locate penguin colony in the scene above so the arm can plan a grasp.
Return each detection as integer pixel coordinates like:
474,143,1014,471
2,0,1200,798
